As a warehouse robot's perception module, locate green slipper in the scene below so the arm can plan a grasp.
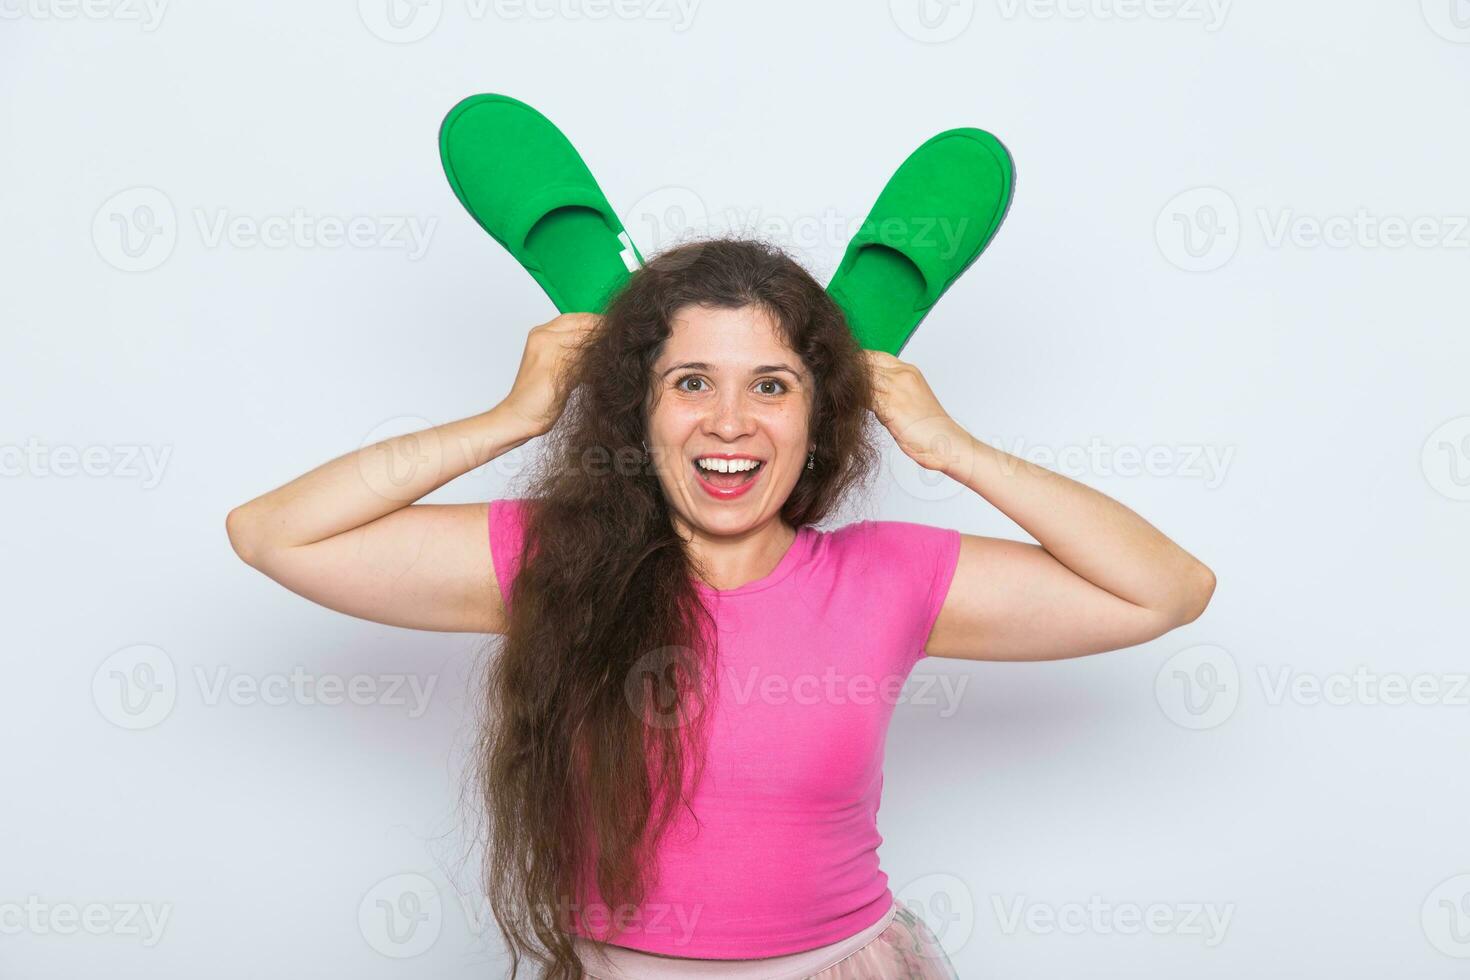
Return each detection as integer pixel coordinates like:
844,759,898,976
827,128,1015,355
439,93,644,314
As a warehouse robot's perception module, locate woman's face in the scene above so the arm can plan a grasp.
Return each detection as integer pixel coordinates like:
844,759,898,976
645,303,814,537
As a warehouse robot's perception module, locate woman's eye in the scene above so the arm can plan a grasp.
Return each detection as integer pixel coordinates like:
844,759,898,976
675,376,786,394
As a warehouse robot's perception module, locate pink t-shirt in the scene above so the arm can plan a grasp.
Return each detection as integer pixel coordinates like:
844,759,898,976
487,498,962,959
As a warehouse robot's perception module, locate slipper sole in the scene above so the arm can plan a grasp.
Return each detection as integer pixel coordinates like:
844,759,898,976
828,128,1016,355
439,93,643,314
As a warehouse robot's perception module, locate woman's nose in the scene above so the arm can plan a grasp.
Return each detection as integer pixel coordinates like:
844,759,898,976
704,392,756,435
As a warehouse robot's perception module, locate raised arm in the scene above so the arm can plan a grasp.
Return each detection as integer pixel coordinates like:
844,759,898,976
224,313,597,634
865,351,1216,663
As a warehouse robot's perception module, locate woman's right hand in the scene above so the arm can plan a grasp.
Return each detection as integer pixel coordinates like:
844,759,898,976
498,312,602,438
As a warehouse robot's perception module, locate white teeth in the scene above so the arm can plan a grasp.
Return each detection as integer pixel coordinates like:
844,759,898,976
696,457,761,474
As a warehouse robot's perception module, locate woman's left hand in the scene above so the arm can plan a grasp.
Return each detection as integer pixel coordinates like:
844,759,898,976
865,350,968,473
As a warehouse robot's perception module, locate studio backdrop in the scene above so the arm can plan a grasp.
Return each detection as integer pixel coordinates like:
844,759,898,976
3,1,1467,977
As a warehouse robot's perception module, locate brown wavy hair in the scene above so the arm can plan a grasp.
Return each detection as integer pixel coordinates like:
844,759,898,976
468,237,883,978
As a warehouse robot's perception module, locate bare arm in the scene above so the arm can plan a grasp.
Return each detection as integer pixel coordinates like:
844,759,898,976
864,351,1215,663
925,438,1216,662
225,313,598,634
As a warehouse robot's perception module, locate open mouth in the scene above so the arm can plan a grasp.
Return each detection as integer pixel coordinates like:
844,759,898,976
691,458,765,491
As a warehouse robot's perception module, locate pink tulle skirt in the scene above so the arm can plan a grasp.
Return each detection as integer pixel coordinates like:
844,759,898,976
577,904,959,980
806,904,959,979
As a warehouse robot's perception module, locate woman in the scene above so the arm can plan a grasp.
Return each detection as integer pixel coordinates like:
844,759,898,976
226,238,1214,979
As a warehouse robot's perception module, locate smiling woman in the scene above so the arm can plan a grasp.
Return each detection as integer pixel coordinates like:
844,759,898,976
225,236,1212,980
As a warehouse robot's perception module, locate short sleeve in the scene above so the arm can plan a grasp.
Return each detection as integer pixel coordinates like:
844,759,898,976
908,522,962,668
487,498,532,614
850,519,962,671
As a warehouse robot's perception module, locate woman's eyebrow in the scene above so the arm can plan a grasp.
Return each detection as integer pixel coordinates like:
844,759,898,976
661,361,803,378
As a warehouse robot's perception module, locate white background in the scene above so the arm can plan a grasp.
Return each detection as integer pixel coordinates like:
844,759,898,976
4,0,1469,976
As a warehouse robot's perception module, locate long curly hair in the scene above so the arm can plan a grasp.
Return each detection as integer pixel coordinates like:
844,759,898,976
470,237,883,978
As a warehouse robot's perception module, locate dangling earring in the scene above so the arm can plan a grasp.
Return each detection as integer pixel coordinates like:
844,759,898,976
641,439,650,464
806,449,815,470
